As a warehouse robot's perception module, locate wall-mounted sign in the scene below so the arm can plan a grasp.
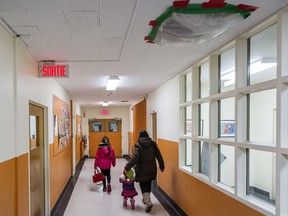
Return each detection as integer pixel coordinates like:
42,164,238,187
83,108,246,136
38,64,69,78
100,109,109,115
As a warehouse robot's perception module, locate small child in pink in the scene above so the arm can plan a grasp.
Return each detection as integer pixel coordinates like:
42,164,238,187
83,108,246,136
119,169,138,209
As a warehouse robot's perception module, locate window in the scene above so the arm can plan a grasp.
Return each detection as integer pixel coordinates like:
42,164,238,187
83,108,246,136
218,145,235,188
248,89,276,145
219,97,235,139
247,149,276,205
183,106,192,136
185,139,192,167
185,72,192,102
199,141,209,176
199,103,209,137
200,62,209,98
220,48,235,92
178,10,284,214
248,24,277,85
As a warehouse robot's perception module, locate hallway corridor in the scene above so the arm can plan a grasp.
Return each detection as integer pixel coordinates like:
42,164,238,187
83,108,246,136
63,158,170,216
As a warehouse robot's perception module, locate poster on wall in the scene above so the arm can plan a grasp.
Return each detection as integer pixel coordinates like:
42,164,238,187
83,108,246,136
58,106,70,149
53,95,71,155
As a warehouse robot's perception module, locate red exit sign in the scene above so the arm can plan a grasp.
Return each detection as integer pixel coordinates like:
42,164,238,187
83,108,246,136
100,110,109,115
38,64,69,78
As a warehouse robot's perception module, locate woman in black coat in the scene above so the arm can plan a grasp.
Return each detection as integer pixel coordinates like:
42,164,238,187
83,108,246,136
125,130,165,212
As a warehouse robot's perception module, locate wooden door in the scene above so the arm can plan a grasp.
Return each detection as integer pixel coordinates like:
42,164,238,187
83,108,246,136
89,119,122,157
29,104,45,216
106,119,122,158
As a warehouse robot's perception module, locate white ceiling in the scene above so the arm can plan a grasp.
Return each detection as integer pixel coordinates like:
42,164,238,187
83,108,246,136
0,0,287,106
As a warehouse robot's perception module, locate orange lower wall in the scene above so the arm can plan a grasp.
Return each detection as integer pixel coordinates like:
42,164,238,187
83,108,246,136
157,138,263,216
0,153,29,216
0,157,16,216
49,144,72,209
16,154,29,216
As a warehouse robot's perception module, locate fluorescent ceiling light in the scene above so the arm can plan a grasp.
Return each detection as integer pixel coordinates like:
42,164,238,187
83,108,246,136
102,101,109,107
106,76,120,91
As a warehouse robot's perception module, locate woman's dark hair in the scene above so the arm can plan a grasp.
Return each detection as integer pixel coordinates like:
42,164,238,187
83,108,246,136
102,136,109,143
139,130,149,139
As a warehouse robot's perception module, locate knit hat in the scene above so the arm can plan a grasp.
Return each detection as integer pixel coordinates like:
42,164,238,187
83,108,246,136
124,169,135,180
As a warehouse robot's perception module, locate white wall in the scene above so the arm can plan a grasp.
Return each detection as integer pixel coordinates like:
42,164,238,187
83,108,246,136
81,106,129,155
147,76,179,142
0,22,81,167
0,24,15,162
16,40,73,154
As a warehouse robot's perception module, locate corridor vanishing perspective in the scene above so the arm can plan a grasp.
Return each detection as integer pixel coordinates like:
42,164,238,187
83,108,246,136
63,158,169,216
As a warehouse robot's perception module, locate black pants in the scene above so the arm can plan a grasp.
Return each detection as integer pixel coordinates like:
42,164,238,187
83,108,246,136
139,181,152,194
100,168,111,188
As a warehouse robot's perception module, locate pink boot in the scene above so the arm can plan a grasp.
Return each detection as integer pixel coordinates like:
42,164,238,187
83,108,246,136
123,197,128,207
130,198,135,209
107,184,112,193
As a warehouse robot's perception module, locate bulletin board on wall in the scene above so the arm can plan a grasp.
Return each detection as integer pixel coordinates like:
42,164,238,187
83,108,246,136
53,95,71,156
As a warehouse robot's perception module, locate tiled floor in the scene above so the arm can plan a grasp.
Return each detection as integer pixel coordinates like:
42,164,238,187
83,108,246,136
64,158,170,216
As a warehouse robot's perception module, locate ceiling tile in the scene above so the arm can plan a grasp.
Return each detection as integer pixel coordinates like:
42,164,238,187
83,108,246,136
21,0,61,11
60,0,100,11
64,11,100,27
0,0,25,10
0,11,35,27
99,37,125,60
100,10,132,26
100,0,135,10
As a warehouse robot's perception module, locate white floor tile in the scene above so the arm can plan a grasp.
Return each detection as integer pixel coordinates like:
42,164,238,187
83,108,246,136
64,158,170,216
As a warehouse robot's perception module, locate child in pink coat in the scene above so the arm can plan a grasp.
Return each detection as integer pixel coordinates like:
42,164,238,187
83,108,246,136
94,136,116,193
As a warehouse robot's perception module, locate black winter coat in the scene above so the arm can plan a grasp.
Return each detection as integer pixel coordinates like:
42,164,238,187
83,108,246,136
125,137,165,182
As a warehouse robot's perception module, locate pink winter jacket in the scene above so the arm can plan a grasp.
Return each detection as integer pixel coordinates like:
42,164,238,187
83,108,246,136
94,143,116,169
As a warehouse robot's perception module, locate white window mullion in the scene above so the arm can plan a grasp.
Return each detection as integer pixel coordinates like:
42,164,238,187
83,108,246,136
235,147,247,197
278,153,288,216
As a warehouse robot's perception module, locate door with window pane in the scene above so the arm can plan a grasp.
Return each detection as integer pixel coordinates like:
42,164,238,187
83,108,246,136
29,104,45,216
89,119,122,157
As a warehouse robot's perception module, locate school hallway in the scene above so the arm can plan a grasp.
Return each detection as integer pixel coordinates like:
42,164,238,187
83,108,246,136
62,158,170,216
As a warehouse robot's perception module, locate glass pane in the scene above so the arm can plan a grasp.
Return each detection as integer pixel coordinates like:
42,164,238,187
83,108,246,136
248,149,276,205
92,122,102,132
185,139,192,166
200,62,209,98
249,24,277,85
185,72,192,102
184,106,192,136
220,48,235,92
218,145,235,187
199,141,209,176
219,97,235,139
199,103,209,137
108,122,118,132
30,115,37,149
249,89,276,145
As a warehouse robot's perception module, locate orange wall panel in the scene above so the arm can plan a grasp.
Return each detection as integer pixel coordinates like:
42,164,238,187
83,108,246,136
49,144,72,209
0,158,16,216
157,138,263,216
16,153,29,216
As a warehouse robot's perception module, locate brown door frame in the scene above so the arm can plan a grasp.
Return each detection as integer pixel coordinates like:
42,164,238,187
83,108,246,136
29,101,49,216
